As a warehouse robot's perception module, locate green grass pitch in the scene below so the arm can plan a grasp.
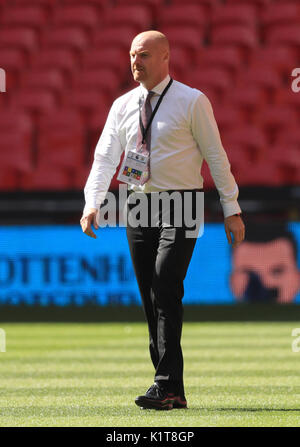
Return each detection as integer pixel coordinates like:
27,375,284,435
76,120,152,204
0,321,300,427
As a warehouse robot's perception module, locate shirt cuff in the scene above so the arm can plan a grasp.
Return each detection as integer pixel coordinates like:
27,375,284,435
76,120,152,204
83,203,99,214
221,201,242,219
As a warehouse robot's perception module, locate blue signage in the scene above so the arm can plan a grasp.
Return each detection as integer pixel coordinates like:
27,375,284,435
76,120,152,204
0,223,299,306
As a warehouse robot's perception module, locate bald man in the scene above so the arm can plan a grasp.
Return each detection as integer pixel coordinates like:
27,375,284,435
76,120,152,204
81,31,245,410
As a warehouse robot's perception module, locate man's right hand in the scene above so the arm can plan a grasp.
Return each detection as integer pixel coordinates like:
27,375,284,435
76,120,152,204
80,208,99,239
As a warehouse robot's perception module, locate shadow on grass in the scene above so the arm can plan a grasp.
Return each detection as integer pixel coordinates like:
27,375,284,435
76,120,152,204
191,407,300,412
0,406,300,418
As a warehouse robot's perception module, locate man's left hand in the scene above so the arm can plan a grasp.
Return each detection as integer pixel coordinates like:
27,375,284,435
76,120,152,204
224,215,245,248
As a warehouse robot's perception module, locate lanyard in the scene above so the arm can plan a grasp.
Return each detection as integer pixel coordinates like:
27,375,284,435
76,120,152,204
139,78,173,144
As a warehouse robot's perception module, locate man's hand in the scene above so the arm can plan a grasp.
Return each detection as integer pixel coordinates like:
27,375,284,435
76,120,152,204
224,214,245,248
80,208,99,239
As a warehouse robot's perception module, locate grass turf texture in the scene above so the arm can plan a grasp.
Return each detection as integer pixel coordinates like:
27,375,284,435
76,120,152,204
0,322,300,427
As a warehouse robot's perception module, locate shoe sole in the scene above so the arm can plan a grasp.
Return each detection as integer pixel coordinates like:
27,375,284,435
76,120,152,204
135,396,174,410
172,398,188,409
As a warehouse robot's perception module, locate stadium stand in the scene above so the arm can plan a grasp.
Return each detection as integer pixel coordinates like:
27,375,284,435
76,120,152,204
0,110,34,189
20,67,66,95
31,48,80,77
0,0,299,192
184,67,233,101
104,5,153,32
10,89,59,114
51,4,102,30
168,0,220,15
159,26,204,57
0,27,39,55
41,26,90,52
157,4,207,29
211,4,258,27
0,5,50,30
195,46,243,76
266,25,300,46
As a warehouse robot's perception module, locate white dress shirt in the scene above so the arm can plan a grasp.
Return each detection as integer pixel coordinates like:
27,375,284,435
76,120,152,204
84,74,242,218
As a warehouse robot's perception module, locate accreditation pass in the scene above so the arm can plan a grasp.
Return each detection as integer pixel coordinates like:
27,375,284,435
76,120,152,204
117,150,149,186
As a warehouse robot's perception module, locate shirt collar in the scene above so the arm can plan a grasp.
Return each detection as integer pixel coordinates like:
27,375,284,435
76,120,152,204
139,74,171,99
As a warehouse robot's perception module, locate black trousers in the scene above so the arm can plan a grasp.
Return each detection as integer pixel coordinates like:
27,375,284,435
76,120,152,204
126,190,201,396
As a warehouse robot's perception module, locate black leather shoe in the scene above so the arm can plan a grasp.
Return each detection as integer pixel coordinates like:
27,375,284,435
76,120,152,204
135,382,175,410
172,395,188,409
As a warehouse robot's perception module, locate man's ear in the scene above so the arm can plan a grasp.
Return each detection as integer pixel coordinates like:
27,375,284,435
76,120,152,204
163,50,169,62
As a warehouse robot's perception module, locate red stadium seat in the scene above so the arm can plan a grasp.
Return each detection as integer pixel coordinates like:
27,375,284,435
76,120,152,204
0,48,28,71
20,68,66,95
237,65,282,92
211,4,257,28
11,0,56,5
93,26,137,50
169,0,220,14
0,27,39,54
73,165,91,191
184,68,233,99
195,46,243,76
248,46,298,76
0,169,19,191
224,146,283,187
271,0,300,2
275,127,300,148
160,27,204,58
275,88,300,109
222,126,268,162
211,25,258,55
61,0,107,6
38,109,85,170
0,109,33,173
82,47,129,75
235,160,283,187
64,88,110,115
226,0,271,12
0,48,28,89
41,27,89,52
224,144,259,185
88,107,110,152
0,5,49,29
115,0,164,16
256,106,298,139
270,144,300,168
214,105,246,131
262,2,300,29
225,143,251,166
71,68,122,97
52,5,101,29
20,166,73,191
157,5,207,29
228,85,268,112
104,6,153,32
10,88,58,114
266,25,300,46
31,47,79,76
169,46,193,79
268,144,300,185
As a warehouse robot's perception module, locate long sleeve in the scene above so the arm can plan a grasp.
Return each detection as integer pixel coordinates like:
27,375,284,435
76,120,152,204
191,93,242,218
83,101,124,212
